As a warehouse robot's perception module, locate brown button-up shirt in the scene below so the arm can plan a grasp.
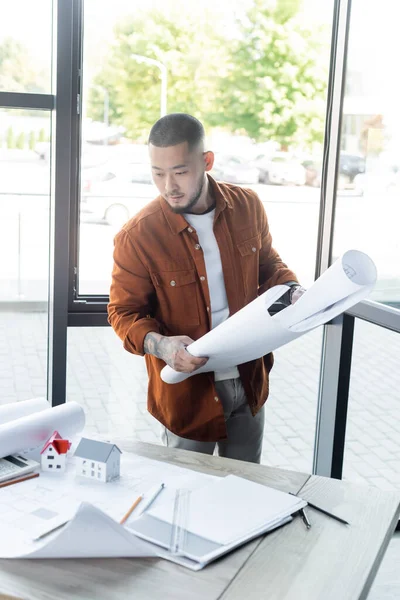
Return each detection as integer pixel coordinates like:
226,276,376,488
108,175,297,441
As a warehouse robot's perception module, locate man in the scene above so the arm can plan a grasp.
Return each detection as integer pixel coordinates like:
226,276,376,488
108,113,304,463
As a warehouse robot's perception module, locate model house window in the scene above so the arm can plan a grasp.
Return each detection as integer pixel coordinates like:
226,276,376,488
91,470,95,477
48,455,54,460
49,464,53,469
97,472,101,479
91,462,95,468
56,465,61,469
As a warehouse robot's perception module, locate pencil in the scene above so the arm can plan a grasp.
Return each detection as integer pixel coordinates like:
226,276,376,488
0,472,40,489
289,492,349,525
120,494,143,524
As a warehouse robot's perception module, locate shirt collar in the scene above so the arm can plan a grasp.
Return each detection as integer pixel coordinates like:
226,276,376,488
160,174,232,235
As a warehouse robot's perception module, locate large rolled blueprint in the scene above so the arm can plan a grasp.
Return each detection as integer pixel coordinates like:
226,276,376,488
0,397,49,425
0,401,86,458
161,250,377,384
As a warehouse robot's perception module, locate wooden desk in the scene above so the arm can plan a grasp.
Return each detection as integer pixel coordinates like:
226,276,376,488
0,441,398,600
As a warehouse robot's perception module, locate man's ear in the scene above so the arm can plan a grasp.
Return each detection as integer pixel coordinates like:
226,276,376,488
203,151,214,172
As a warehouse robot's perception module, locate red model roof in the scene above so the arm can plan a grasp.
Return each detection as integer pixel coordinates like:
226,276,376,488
41,431,71,455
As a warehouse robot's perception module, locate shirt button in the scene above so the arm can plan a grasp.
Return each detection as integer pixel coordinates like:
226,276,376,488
170,280,176,286
194,244,201,250
200,276,206,281
252,247,257,252
188,227,193,233
214,396,219,402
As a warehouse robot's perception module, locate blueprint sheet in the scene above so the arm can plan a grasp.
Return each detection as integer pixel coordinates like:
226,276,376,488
161,249,377,384
0,452,218,563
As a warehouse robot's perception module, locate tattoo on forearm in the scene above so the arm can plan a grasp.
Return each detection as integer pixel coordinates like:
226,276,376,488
143,333,170,361
144,333,161,358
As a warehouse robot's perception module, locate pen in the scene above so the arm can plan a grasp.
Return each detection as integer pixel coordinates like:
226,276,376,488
289,492,349,525
0,472,39,489
306,500,349,525
141,482,165,513
300,508,311,529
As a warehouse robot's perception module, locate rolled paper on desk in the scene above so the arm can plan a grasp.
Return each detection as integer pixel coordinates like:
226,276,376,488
0,397,49,426
161,250,377,384
0,401,85,459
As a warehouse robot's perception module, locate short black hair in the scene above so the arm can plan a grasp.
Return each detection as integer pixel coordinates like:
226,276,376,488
148,113,205,151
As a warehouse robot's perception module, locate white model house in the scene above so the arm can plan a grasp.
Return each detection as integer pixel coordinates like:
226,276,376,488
74,438,122,482
40,431,71,472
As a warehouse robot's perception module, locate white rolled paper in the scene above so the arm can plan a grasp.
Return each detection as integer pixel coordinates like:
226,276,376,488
161,250,377,384
0,397,49,426
0,401,86,458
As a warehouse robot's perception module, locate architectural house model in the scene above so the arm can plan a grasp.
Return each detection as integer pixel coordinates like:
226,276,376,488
40,431,71,472
74,438,122,482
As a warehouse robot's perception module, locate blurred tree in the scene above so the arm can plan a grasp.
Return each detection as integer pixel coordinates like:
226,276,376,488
0,38,47,93
16,132,25,150
88,0,328,148
213,0,329,146
87,8,230,142
6,127,15,149
29,131,37,151
38,128,47,143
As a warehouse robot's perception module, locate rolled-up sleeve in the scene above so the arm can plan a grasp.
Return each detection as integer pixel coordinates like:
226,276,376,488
107,228,161,356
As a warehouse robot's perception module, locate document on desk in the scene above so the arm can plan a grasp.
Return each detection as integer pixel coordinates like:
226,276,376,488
161,249,377,384
0,453,305,570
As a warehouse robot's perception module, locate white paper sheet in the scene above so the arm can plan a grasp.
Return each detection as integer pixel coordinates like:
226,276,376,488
161,250,377,384
0,453,218,562
148,474,306,546
0,401,85,458
0,397,49,425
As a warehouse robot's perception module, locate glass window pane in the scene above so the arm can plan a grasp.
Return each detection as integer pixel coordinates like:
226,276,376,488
0,0,53,94
333,0,400,309
0,108,51,405
343,320,400,491
78,0,334,295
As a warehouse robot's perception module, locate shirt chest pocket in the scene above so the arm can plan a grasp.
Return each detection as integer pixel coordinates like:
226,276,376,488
151,269,200,329
237,234,262,298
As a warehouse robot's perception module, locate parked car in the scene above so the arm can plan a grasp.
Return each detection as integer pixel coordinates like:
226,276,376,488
211,154,260,185
81,163,157,226
254,154,306,186
302,159,322,187
339,152,365,183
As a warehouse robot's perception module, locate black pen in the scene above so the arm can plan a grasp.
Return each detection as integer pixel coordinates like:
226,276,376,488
290,492,349,525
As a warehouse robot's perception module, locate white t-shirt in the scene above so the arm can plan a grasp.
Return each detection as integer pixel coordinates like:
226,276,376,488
184,210,239,381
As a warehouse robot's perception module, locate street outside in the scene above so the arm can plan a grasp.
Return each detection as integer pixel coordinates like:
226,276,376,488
0,152,399,305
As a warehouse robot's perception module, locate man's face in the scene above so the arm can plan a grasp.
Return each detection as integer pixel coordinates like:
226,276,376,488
149,141,213,213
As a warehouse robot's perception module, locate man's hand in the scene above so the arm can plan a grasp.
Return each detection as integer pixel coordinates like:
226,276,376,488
290,285,307,304
144,332,208,373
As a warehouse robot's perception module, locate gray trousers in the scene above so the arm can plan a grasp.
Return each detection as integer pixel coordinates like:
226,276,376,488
161,378,265,464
